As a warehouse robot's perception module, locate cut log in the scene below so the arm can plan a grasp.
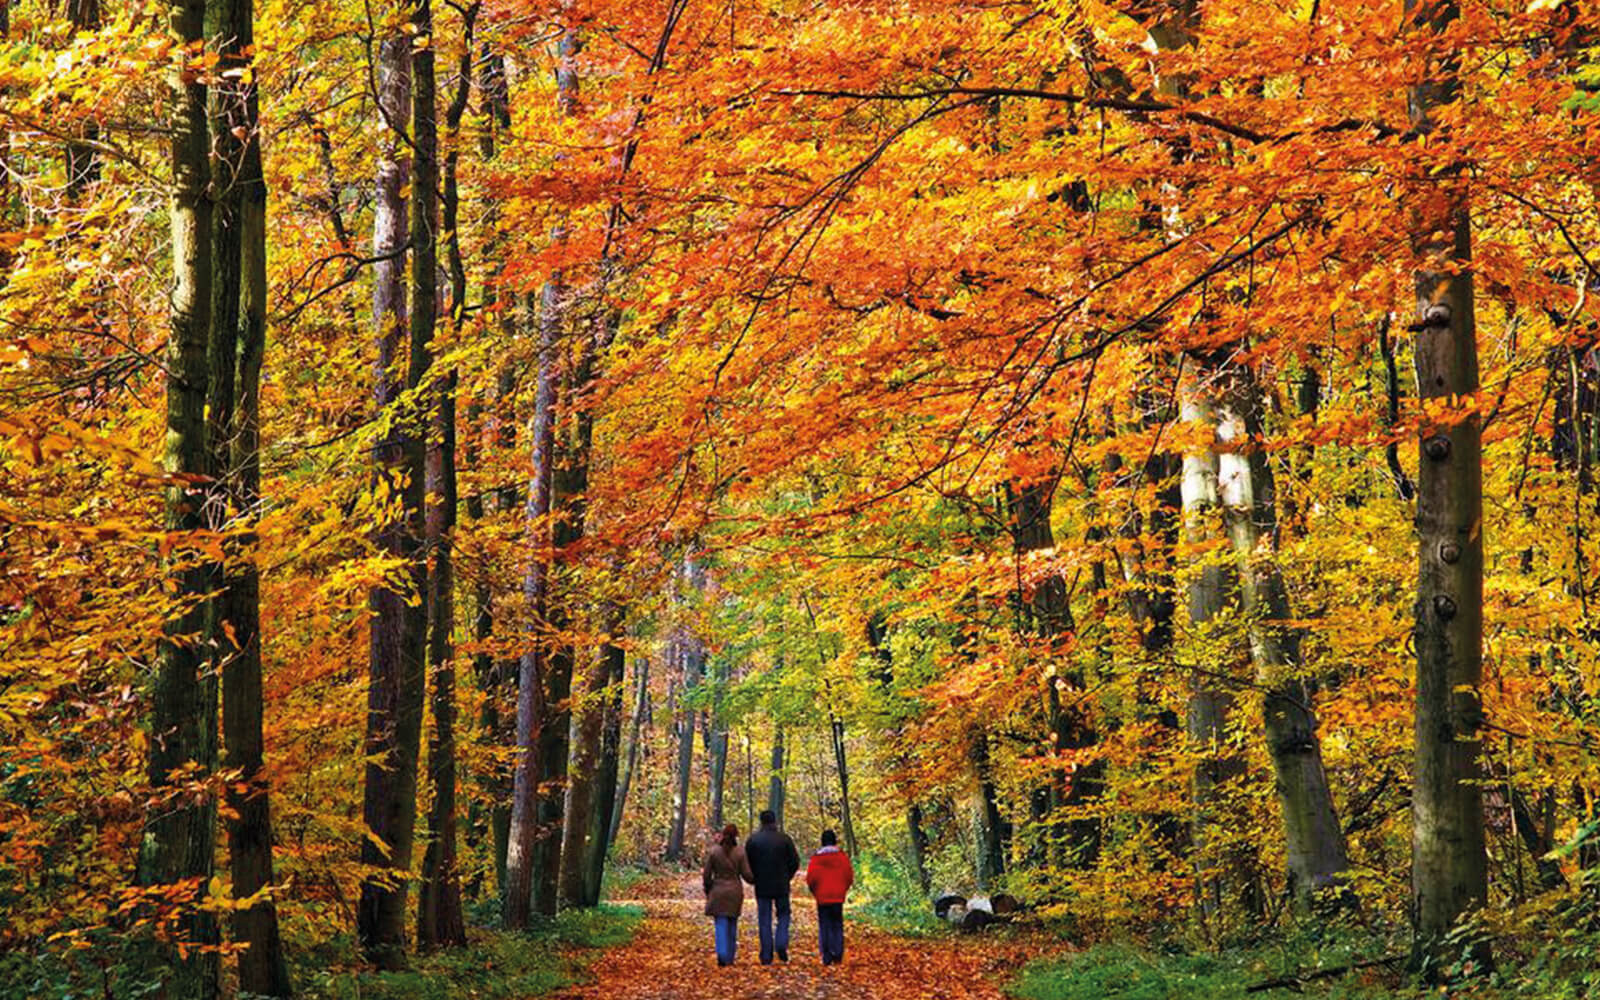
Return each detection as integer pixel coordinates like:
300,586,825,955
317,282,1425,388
933,894,967,919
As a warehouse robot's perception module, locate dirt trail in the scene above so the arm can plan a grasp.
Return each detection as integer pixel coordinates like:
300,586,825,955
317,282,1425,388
548,874,1037,1000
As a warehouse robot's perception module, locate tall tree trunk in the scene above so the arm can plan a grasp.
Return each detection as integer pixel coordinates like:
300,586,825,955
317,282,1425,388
1215,370,1350,904
212,0,291,991
830,716,858,857
559,654,603,908
358,28,425,969
1007,477,1101,867
417,0,468,949
745,734,755,833
466,46,516,902
666,628,702,861
1179,371,1246,919
560,602,624,907
527,22,584,920
1406,0,1489,969
767,725,786,824
140,4,218,996
907,803,931,895
564,604,626,906
971,733,1005,891
502,294,559,928
610,653,650,847
706,658,730,833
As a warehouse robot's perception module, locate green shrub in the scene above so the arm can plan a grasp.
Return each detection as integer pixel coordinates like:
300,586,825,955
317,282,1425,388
1007,939,1407,1000
296,905,642,1000
850,853,944,937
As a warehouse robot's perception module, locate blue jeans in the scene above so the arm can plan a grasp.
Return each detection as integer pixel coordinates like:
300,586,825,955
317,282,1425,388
756,895,791,963
712,915,738,964
817,902,844,965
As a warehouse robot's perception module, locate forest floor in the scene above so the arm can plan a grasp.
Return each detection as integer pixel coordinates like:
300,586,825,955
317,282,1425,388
546,873,1043,999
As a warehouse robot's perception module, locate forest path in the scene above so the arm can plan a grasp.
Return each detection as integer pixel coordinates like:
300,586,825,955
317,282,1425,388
546,873,1040,999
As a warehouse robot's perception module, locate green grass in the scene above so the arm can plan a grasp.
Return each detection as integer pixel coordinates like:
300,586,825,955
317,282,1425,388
849,853,947,938
600,862,654,901
1006,942,1401,1000
297,904,643,1000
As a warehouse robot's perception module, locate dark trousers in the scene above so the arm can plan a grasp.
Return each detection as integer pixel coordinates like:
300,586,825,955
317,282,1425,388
756,895,791,963
816,902,844,965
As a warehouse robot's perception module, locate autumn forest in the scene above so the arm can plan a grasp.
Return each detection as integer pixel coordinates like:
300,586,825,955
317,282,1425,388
4,0,1600,997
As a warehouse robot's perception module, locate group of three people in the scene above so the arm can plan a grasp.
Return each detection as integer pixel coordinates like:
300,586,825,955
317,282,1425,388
702,809,855,967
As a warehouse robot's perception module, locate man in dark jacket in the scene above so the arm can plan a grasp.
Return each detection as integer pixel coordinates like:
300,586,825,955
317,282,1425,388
743,809,800,964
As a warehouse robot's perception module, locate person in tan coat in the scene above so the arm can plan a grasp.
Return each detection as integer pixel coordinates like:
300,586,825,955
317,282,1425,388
702,823,754,966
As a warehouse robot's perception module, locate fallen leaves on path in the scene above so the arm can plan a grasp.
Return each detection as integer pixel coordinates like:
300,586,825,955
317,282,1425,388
548,875,1045,1000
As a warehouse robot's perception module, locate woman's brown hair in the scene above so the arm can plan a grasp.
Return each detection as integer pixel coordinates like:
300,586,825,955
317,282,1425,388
719,823,738,849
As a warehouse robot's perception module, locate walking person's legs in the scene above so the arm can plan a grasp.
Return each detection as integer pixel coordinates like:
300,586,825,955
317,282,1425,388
714,915,738,966
817,903,844,965
774,893,792,961
757,896,775,964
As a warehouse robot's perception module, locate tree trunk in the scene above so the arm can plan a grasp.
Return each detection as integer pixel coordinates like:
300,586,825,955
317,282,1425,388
610,653,650,847
1215,370,1350,904
465,45,515,904
212,0,291,990
1007,477,1101,867
666,628,702,861
560,602,624,908
971,733,1005,892
526,23,584,920
1179,372,1246,918
502,288,559,927
588,618,628,902
358,24,426,969
830,716,858,858
907,803,931,895
768,726,787,825
706,658,730,833
140,4,218,994
417,0,467,949
1406,0,1489,969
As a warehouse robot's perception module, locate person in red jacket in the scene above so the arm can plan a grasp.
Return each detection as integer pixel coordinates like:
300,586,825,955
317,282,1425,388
803,829,854,965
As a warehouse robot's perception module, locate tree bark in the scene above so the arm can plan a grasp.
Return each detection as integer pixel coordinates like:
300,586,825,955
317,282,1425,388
610,653,650,848
1007,477,1101,867
1179,371,1247,918
666,609,704,861
465,45,515,903
559,603,624,907
562,604,626,906
212,0,291,990
526,22,586,920
1215,369,1350,904
767,725,786,824
830,716,858,857
358,28,425,969
1406,0,1489,969
502,290,559,928
971,733,1005,892
907,803,931,895
140,4,219,995
417,0,468,949
706,657,730,833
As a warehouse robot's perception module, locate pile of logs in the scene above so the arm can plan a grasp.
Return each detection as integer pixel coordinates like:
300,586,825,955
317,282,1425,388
932,892,1023,933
